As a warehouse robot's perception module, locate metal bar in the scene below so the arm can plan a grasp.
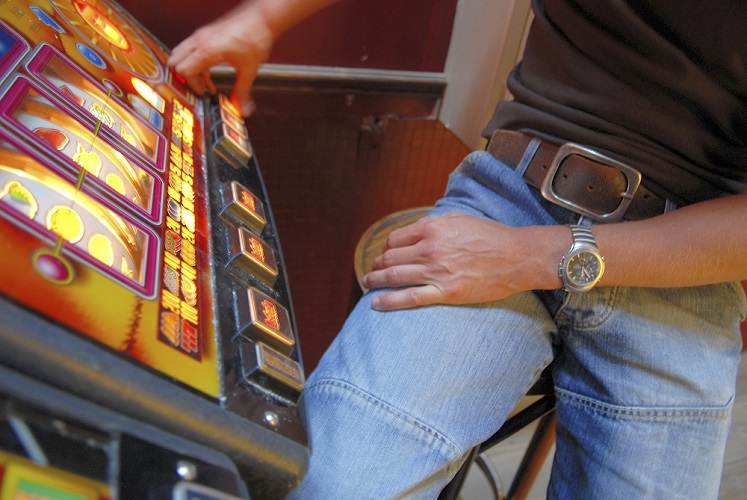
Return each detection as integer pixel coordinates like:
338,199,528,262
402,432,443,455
211,63,447,97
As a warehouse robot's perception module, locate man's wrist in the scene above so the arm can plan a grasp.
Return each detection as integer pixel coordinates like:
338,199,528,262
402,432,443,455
522,225,572,291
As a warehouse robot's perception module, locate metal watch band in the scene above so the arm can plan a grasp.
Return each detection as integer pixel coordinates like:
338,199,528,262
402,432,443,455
569,225,598,249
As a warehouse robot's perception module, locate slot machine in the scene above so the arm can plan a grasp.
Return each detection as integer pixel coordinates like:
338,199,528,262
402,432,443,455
0,1,307,498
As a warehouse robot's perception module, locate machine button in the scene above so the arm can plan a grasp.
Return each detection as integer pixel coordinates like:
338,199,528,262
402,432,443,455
218,99,248,140
212,95,252,168
213,121,252,168
221,181,267,234
236,287,295,354
228,227,278,286
240,342,305,400
218,94,243,122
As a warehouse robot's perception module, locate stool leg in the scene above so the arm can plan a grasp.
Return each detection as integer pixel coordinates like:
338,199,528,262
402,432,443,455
507,411,557,500
474,453,503,499
438,446,480,500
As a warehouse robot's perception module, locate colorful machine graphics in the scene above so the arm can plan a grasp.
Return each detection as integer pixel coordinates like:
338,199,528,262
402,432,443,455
0,451,110,500
1,76,163,222
0,132,158,293
0,1,216,396
28,44,167,167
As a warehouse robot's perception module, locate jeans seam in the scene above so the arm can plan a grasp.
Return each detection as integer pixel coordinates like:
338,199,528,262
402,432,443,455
555,387,733,421
307,378,463,459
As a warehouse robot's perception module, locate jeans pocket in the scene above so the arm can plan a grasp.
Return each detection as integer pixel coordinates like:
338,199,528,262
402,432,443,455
550,387,733,499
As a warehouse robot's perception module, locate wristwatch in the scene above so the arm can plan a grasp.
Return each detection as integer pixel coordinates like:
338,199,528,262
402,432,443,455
559,225,605,292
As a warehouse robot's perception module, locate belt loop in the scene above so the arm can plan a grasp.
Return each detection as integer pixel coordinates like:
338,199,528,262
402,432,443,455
576,215,592,227
515,137,541,178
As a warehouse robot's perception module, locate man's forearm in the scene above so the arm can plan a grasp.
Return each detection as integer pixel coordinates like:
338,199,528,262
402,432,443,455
594,193,747,288
228,0,342,42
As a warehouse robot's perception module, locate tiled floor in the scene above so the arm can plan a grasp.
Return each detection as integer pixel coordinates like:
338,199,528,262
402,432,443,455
459,351,747,499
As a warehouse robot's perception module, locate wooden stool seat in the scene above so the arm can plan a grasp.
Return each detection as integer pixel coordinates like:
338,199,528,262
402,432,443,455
349,207,432,310
353,206,433,293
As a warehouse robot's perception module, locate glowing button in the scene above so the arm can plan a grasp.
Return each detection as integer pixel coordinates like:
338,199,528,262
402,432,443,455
239,342,305,399
236,287,295,354
221,181,266,234
230,227,278,286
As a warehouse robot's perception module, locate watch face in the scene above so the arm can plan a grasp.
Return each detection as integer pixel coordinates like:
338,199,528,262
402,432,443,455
566,251,603,286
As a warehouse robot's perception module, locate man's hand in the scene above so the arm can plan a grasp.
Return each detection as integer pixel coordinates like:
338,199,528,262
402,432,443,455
167,0,341,117
362,213,568,311
167,8,273,117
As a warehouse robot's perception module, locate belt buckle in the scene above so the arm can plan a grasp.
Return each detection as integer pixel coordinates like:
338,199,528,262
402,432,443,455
540,143,642,222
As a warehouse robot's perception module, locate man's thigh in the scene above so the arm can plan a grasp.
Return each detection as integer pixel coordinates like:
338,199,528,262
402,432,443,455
550,283,746,499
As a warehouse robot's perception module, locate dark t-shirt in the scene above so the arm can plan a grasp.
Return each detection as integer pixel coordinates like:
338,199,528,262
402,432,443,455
484,0,746,205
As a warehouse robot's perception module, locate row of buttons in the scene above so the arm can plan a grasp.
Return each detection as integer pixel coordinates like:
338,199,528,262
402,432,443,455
212,98,305,403
212,94,253,169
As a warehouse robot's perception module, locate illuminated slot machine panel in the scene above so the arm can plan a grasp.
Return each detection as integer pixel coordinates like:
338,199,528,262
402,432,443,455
0,1,306,498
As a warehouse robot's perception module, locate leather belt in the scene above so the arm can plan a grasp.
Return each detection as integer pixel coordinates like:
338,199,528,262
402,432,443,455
487,130,668,222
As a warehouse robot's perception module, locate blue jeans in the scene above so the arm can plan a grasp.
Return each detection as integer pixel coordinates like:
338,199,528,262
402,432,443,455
289,152,746,499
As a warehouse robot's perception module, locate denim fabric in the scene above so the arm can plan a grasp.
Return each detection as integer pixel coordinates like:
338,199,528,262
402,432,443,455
289,152,746,499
